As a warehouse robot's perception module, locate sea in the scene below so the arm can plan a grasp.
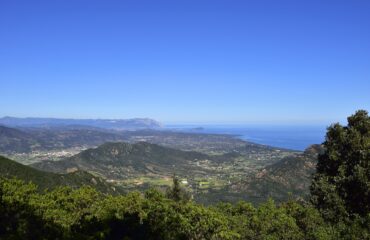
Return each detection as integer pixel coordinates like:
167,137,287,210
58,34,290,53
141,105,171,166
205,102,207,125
164,124,328,151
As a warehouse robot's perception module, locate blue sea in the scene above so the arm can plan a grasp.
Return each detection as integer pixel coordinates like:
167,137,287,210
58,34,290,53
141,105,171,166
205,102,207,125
165,125,327,151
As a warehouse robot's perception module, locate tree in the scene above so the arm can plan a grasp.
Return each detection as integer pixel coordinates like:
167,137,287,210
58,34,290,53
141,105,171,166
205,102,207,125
310,110,370,221
165,175,191,202
0,178,61,239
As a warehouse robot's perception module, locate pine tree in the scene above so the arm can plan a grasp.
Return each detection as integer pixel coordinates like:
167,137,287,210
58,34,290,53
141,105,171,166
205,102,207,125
166,175,191,202
310,110,370,221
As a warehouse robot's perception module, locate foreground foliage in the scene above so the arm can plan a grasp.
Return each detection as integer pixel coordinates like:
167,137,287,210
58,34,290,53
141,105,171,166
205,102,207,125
311,110,370,222
0,155,120,195
0,177,368,240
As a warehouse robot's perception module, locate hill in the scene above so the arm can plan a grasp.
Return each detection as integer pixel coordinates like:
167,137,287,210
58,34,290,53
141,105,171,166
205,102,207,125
32,142,212,179
0,126,36,153
194,145,323,204
0,155,120,194
231,145,323,202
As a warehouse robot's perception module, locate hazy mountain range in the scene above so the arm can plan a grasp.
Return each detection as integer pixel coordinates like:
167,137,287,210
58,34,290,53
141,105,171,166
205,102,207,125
0,116,162,130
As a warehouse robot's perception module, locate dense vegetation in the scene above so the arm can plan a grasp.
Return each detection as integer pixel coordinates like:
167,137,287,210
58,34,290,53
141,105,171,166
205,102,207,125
0,177,368,239
311,110,370,222
0,110,369,239
0,156,121,195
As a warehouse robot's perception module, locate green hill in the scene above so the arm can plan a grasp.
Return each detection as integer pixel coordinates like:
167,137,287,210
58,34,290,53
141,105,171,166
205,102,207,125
194,145,323,204
32,141,211,179
229,145,323,202
0,155,121,194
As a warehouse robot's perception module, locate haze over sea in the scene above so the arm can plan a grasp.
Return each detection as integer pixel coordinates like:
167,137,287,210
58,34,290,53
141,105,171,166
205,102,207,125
165,125,327,151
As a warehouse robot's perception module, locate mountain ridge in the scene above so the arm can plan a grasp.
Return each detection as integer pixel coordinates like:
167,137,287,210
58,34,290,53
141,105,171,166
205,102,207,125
228,144,323,202
0,155,122,194
32,141,212,179
0,116,162,129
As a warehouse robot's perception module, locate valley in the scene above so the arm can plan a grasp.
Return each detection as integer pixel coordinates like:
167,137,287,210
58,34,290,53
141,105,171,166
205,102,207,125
0,122,315,205
3,147,87,165
30,140,306,204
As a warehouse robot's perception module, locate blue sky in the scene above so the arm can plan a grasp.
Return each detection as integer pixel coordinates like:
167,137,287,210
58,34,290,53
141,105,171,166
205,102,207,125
0,0,369,124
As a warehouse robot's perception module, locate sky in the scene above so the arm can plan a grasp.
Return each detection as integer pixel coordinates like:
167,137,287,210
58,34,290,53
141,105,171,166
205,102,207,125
0,0,369,124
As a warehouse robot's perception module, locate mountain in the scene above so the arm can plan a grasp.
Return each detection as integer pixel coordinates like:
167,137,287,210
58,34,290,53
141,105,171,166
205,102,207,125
31,141,302,204
194,145,323,205
0,116,162,130
0,155,121,194
32,142,211,179
229,144,323,203
31,141,310,205
0,125,36,153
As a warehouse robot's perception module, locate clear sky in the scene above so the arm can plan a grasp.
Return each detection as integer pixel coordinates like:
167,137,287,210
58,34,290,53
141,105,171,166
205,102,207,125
0,0,369,124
